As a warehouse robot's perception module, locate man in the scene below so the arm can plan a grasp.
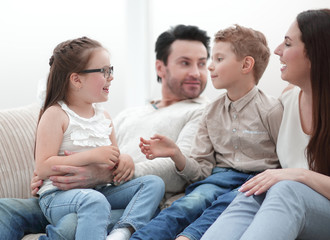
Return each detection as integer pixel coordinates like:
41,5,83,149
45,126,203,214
0,24,210,239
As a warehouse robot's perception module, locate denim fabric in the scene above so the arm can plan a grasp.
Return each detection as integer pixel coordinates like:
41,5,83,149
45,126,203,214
39,213,77,240
39,188,111,240
202,180,330,240
0,198,48,240
179,189,239,240
38,175,164,239
201,191,265,240
98,175,165,231
0,198,126,240
131,167,256,240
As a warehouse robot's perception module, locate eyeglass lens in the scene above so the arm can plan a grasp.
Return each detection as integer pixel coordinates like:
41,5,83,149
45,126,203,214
104,66,113,78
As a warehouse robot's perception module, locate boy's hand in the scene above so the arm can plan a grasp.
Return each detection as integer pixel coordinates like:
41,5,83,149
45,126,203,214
112,154,135,183
139,134,177,159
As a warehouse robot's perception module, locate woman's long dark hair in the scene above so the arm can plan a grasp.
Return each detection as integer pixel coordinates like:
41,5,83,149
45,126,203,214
297,9,330,175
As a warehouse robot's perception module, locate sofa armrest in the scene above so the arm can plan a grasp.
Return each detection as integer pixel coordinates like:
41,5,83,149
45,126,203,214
0,104,40,198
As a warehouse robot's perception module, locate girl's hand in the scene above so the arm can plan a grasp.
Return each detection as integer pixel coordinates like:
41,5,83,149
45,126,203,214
139,134,178,160
112,154,135,183
239,168,305,196
93,145,120,167
30,170,43,197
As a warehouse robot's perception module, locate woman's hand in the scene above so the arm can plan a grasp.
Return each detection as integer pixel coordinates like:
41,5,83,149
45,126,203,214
112,154,135,183
239,168,305,196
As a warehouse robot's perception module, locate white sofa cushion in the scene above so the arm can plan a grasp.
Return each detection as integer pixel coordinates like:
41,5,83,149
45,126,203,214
0,104,39,198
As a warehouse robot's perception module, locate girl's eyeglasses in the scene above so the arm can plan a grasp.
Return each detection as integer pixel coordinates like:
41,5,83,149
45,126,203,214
80,66,114,79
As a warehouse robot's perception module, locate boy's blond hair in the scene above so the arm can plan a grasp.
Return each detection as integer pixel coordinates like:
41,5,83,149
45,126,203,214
214,24,270,84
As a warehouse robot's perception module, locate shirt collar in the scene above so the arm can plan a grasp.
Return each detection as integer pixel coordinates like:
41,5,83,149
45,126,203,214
224,86,258,112
150,96,209,109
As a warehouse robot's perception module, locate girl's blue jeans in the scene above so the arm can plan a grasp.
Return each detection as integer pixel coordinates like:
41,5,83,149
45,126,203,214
0,198,124,240
39,175,164,240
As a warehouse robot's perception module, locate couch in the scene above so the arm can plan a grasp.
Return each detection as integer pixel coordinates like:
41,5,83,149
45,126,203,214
0,104,183,239
0,104,44,239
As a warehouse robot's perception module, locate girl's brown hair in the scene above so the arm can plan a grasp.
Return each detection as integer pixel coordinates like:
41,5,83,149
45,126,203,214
40,36,103,120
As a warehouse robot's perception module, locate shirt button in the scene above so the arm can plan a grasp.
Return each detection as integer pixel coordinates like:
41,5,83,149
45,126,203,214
235,159,240,162
234,145,238,149
233,114,237,119
232,128,237,133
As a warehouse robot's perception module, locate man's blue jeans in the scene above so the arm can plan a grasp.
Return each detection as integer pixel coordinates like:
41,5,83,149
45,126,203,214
0,198,49,239
131,167,256,240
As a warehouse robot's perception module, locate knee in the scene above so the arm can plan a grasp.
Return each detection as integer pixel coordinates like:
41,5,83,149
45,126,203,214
81,190,110,211
143,175,165,196
185,185,219,206
174,190,214,210
267,180,306,208
268,180,303,198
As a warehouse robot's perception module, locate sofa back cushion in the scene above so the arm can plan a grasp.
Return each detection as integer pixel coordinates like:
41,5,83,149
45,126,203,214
0,104,39,198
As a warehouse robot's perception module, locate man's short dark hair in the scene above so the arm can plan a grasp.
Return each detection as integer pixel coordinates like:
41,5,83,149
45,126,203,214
155,24,210,82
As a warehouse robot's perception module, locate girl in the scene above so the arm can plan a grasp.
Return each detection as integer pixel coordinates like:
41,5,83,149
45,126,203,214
35,37,164,240
201,9,330,240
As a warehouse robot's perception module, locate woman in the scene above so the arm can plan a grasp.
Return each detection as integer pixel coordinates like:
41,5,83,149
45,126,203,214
201,8,330,240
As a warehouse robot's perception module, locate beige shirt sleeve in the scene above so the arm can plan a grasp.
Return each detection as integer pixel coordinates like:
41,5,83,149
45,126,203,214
176,110,215,183
263,100,283,145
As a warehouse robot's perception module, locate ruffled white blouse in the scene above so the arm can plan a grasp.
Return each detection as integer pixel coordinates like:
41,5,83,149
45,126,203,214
38,101,112,195
58,101,112,154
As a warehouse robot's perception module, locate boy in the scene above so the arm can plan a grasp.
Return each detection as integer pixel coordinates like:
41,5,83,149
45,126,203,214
131,24,283,240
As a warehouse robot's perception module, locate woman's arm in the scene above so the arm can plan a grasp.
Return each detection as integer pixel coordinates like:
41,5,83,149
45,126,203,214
239,168,330,200
298,169,330,200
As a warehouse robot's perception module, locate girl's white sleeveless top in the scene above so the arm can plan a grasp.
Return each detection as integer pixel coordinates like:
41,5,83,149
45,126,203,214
38,101,112,195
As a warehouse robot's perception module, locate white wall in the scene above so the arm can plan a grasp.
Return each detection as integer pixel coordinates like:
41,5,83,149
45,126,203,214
147,0,330,102
1,0,329,118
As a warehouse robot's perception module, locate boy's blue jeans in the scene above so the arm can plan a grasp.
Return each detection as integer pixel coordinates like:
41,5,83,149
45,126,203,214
131,167,256,240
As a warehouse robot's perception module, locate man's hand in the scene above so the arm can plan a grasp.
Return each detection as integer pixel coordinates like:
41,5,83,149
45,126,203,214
49,164,114,190
113,154,135,183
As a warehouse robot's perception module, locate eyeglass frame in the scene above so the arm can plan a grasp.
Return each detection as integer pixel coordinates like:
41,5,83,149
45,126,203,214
79,66,114,79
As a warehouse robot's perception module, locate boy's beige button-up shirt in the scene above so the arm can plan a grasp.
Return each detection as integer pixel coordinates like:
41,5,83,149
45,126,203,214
178,87,283,183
